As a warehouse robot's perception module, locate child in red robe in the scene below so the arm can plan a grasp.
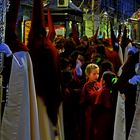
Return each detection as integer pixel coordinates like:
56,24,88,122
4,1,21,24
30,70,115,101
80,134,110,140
80,63,100,140
93,71,118,140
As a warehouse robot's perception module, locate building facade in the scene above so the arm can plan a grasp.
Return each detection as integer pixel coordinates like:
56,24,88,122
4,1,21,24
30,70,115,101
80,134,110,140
78,0,140,37
18,0,140,38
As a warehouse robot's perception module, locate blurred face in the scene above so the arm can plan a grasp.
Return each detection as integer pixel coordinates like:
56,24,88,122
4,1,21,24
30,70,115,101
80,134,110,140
83,41,88,46
90,53,102,64
77,54,85,65
88,68,99,82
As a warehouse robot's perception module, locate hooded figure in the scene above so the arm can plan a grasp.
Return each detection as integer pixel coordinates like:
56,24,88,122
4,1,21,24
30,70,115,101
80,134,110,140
28,0,63,129
93,71,118,140
5,0,28,53
1,0,40,140
114,47,138,140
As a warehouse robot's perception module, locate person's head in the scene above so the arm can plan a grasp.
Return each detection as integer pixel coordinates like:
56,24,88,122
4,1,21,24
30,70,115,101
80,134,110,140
103,38,113,50
100,60,114,74
99,60,114,80
85,63,99,82
80,35,89,46
54,35,65,53
101,71,117,88
77,54,85,65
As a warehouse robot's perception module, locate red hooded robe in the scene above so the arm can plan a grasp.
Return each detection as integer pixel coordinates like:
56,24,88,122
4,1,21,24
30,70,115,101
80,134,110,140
27,0,62,126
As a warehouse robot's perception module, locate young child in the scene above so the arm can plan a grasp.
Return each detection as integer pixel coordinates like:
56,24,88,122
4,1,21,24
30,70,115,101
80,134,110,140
80,63,100,140
93,71,118,140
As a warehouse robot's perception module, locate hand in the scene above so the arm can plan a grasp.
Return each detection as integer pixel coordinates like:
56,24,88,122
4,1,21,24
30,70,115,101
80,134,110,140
115,42,119,48
128,75,140,85
128,46,139,54
76,59,82,67
76,60,82,76
0,43,12,57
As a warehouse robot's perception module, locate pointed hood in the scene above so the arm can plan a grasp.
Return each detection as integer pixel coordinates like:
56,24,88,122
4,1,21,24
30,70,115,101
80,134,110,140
121,25,128,54
27,0,46,50
110,22,118,52
118,24,122,40
31,0,45,35
46,8,56,42
92,26,99,41
5,0,28,52
71,23,80,45
28,0,62,126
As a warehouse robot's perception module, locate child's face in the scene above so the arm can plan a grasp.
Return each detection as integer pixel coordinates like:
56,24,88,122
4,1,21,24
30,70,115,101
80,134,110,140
88,68,99,82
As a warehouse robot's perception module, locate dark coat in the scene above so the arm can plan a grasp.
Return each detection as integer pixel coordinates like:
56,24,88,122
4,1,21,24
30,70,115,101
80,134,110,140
115,52,138,139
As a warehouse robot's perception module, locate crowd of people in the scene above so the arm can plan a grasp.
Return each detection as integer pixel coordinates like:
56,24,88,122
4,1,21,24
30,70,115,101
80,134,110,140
1,0,140,139
53,32,140,140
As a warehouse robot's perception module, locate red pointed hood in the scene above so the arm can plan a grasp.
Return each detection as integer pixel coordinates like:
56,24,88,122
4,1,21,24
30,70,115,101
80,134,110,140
27,0,46,50
46,8,56,42
72,23,80,45
92,26,99,41
28,0,62,126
